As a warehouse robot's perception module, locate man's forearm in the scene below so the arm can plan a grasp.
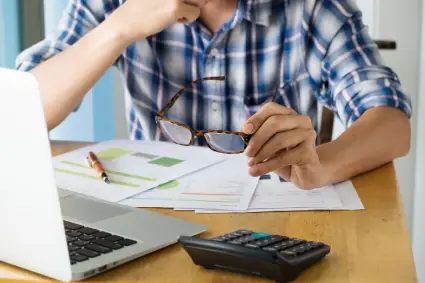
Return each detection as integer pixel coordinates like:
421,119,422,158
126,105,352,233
30,14,130,131
317,106,411,185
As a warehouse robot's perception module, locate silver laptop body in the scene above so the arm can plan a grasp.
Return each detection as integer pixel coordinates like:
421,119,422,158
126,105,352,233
0,68,206,281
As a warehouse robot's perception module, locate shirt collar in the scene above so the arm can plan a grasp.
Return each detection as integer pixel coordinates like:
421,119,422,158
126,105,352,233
242,0,273,27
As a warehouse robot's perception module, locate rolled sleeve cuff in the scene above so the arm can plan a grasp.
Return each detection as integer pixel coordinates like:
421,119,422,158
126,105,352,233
336,79,412,127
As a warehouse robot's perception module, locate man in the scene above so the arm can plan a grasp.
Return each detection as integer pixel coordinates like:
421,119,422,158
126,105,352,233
16,0,411,189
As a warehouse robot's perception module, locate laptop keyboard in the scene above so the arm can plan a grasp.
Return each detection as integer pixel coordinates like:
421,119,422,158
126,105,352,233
64,221,138,265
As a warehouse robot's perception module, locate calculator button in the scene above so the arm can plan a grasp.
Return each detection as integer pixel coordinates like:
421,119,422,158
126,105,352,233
230,230,253,236
271,240,298,251
293,239,306,245
294,246,306,254
222,234,238,241
241,236,257,243
304,243,314,251
262,247,278,252
212,236,227,242
251,233,271,239
228,240,243,245
244,243,260,248
280,250,297,257
311,242,324,248
254,235,287,247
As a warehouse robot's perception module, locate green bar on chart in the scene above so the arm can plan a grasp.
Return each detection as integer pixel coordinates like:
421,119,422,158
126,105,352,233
55,168,140,187
149,157,184,167
96,148,133,160
156,180,180,190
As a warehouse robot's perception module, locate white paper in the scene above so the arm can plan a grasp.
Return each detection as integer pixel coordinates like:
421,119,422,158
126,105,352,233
249,174,342,209
195,179,363,214
119,179,187,208
52,140,225,202
166,155,259,211
333,180,364,210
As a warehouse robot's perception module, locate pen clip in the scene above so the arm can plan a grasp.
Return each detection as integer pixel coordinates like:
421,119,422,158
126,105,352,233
86,156,93,168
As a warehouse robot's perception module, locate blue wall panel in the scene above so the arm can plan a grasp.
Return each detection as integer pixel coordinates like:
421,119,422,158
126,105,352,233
44,0,116,142
0,0,20,68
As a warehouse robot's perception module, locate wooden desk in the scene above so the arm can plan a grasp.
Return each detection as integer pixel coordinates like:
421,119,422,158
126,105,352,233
0,141,417,283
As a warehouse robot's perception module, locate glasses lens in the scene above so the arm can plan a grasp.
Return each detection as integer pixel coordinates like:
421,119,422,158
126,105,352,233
204,133,246,153
158,120,192,145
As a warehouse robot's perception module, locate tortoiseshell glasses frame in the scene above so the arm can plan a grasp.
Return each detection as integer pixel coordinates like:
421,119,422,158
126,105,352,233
155,76,259,154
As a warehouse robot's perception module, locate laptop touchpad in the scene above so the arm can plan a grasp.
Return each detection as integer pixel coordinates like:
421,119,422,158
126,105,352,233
60,196,130,224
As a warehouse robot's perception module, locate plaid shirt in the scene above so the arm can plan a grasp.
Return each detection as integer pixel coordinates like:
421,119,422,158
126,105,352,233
16,0,411,143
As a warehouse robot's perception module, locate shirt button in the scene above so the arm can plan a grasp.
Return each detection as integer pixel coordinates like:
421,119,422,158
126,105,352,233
210,48,219,57
212,101,219,111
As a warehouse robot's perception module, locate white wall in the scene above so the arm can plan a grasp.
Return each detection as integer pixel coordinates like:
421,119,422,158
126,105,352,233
413,2,425,281
377,0,421,234
113,69,128,139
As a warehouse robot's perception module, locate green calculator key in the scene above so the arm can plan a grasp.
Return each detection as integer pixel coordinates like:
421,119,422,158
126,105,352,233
251,233,270,239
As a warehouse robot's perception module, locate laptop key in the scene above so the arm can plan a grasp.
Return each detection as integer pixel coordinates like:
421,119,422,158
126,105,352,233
78,227,98,235
93,232,111,239
66,230,82,237
117,239,137,246
105,235,124,242
78,248,100,258
67,236,78,243
71,254,88,262
86,244,112,254
80,235,95,241
68,244,81,252
73,240,90,247
92,239,123,250
64,221,83,230
71,260,76,265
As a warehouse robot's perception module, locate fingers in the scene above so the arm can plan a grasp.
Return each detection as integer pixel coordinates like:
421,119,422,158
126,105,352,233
245,114,313,157
174,1,201,23
184,0,208,6
249,142,312,177
248,128,316,166
242,102,296,134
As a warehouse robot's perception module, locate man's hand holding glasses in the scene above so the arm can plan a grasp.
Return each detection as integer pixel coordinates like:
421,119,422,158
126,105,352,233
156,76,327,190
242,103,327,190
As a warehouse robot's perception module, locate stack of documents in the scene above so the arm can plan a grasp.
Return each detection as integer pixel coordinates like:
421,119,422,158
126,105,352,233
53,140,364,213
52,140,226,202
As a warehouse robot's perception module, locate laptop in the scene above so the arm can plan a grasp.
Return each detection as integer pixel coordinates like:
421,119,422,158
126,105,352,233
0,68,207,281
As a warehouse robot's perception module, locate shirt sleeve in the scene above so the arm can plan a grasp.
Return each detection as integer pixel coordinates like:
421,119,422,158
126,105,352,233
16,0,101,71
319,1,412,127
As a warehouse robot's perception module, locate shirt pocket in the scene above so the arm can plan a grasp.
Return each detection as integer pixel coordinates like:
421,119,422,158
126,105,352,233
244,87,279,114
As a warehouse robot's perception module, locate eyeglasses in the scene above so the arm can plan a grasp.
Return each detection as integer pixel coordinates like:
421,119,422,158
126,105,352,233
156,76,258,154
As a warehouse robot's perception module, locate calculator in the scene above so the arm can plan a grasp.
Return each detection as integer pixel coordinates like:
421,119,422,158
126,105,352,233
178,230,330,282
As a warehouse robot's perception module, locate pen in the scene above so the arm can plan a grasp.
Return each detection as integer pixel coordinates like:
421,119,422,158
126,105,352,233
87,151,110,184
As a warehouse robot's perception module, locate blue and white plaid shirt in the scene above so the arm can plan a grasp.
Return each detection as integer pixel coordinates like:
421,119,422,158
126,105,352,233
16,0,411,143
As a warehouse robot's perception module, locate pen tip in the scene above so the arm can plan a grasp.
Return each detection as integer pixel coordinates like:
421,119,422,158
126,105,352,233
105,178,110,184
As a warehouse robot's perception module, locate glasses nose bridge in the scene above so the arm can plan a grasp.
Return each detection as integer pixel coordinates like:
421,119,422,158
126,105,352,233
194,131,206,139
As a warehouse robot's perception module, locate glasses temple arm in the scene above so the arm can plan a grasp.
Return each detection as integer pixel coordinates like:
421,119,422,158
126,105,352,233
157,76,225,117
